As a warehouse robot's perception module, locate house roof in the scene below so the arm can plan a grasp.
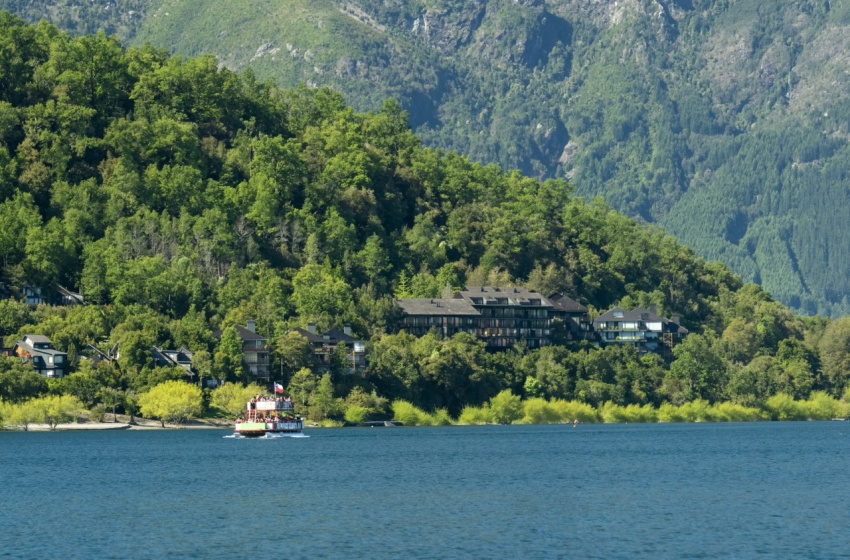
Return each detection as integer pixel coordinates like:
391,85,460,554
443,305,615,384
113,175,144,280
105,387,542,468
292,327,363,344
457,286,552,307
213,325,267,341
16,338,66,358
396,298,480,316
23,334,52,344
322,328,363,343
547,292,587,313
57,285,84,305
153,347,194,364
594,306,688,333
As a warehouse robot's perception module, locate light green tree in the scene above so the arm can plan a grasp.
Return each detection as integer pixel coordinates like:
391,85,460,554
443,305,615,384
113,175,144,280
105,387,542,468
211,382,265,418
138,381,203,427
34,395,85,430
488,389,523,425
287,367,317,409
1,399,42,431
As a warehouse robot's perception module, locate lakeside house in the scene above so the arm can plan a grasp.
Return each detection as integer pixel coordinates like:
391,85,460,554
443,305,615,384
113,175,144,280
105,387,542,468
397,286,688,355
151,347,196,381
593,305,688,353
397,286,581,349
547,292,593,341
292,323,367,375
213,320,270,380
9,334,68,378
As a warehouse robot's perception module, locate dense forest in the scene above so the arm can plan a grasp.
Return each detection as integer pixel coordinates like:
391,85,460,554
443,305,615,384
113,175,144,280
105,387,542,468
4,0,850,317
2,14,850,426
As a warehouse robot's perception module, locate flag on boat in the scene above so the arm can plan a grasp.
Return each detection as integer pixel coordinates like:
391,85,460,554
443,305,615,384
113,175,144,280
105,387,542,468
274,382,284,394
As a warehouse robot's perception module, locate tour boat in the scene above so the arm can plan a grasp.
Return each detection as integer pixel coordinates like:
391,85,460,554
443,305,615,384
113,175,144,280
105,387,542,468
234,396,303,437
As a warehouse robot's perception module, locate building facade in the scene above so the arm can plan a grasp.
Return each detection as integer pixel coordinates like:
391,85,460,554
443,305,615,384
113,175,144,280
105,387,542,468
397,286,585,349
592,306,688,353
214,320,270,379
151,347,196,381
292,323,367,375
11,335,68,378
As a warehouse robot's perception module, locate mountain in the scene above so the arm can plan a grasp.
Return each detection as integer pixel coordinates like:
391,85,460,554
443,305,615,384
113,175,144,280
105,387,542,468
4,0,850,316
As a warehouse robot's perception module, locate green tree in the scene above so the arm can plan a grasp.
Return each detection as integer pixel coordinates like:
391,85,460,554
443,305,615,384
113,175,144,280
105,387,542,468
287,367,317,409
210,382,265,418
214,326,244,383
33,394,84,430
0,399,42,431
668,334,728,403
488,389,523,424
53,372,101,408
274,331,313,379
191,349,212,388
312,372,339,421
0,358,48,403
817,316,850,395
98,387,124,422
290,263,353,319
138,380,203,427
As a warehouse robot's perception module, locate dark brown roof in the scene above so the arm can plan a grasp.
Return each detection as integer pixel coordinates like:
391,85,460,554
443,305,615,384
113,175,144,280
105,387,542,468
594,306,687,333
396,298,480,316
212,325,267,341
457,286,552,307
292,327,363,344
547,292,587,313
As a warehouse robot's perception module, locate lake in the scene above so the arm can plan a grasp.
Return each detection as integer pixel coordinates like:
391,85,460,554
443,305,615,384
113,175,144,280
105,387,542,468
1,422,849,559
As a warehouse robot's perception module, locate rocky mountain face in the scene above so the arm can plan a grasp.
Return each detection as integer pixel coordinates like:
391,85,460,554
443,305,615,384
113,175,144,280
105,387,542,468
4,0,850,316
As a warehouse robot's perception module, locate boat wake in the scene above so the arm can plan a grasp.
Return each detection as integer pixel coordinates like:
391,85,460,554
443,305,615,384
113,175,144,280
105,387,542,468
262,432,310,439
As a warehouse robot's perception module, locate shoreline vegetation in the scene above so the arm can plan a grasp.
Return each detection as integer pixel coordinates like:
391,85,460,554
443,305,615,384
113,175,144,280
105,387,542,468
3,390,848,431
392,390,850,426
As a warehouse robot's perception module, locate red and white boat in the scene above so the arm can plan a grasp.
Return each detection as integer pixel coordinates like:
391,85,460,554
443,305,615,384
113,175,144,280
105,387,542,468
234,396,303,437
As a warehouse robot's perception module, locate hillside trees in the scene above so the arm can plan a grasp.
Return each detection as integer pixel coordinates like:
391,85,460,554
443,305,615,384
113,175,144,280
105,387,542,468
0,15,848,418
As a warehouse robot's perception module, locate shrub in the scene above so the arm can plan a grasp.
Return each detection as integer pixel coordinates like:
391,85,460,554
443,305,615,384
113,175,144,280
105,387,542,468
678,399,711,422
390,400,434,426
764,393,807,421
457,405,490,425
709,402,765,422
488,390,523,425
519,398,560,424
344,405,368,424
599,402,657,423
90,404,107,423
657,402,687,422
801,391,847,420
431,408,454,426
549,399,599,423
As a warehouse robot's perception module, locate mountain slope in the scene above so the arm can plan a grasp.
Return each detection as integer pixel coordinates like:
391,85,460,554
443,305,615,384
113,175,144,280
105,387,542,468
4,0,850,315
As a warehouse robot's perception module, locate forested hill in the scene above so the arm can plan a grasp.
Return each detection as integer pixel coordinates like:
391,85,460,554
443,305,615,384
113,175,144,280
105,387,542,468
3,0,849,317
4,14,850,417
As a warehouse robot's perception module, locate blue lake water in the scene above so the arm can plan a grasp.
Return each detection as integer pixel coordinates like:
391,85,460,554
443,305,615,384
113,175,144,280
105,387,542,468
1,422,849,559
